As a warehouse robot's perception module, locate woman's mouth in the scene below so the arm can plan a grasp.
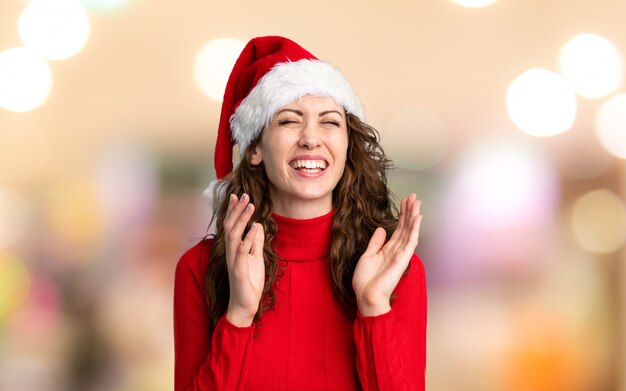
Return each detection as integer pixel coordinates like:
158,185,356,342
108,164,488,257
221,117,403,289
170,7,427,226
289,159,328,173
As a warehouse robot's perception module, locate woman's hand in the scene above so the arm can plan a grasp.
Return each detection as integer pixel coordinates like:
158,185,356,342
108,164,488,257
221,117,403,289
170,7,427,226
223,193,265,327
352,193,422,317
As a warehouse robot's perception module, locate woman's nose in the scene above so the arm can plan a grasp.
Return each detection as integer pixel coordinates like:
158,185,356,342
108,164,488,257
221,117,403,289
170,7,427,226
298,122,322,149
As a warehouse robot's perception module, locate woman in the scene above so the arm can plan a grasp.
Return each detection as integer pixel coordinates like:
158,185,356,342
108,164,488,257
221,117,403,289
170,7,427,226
174,36,427,390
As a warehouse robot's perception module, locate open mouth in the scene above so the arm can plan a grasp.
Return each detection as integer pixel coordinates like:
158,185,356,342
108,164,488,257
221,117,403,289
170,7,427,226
289,159,328,173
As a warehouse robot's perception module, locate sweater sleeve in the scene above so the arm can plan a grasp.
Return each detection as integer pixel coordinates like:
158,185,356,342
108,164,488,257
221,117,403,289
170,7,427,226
173,241,256,391
353,254,427,391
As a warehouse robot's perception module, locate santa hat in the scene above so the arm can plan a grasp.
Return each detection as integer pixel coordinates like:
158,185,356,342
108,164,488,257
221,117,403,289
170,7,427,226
205,35,365,201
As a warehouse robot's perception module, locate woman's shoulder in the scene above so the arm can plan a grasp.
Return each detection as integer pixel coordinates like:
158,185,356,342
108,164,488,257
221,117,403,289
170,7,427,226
175,237,215,282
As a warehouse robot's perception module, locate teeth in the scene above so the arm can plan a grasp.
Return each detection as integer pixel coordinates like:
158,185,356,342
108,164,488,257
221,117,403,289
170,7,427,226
290,160,327,170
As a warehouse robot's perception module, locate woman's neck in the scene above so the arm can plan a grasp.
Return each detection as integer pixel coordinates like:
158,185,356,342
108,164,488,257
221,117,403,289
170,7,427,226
270,198,333,220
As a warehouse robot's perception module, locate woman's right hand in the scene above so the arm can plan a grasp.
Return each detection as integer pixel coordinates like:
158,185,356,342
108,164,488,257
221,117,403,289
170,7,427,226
223,193,265,327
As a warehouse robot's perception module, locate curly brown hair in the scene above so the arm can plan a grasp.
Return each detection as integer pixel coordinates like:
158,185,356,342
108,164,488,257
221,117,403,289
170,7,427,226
204,113,398,328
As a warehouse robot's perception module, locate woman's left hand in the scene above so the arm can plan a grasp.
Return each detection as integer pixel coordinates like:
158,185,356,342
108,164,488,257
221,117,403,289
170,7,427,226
352,193,422,316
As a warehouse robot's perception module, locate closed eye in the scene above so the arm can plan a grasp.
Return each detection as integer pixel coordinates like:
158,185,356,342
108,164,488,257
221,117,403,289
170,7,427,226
323,121,340,126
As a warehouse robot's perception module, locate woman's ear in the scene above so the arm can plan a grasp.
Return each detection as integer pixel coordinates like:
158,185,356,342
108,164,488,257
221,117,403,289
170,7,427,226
249,144,263,166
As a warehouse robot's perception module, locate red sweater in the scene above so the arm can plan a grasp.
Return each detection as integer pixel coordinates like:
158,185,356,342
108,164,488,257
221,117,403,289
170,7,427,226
173,210,427,390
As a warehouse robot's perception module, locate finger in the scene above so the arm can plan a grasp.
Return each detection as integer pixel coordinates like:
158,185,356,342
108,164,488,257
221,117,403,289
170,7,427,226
387,204,410,254
412,198,421,218
226,221,256,274
225,194,252,235
232,202,255,240
408,194,419,217
394,197,418,252
398,213,422,255
397,196,407,231
236,222,259,262
397,194,416,233
399,195,420,245
394,195,412,247
250,223,265,257
223,194,238,229
398,198,420,241
227,193,237,212
362,227,387,257
226,202,255,258
404,194,417,219
224,193,251,231
407,214,422,248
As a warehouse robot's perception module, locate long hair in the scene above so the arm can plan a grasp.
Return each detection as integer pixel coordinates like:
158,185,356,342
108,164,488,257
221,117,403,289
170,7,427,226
205,113,398,328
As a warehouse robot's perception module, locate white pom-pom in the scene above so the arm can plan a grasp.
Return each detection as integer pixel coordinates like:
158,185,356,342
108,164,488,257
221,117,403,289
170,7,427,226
203,179,217,204
203,179,228,207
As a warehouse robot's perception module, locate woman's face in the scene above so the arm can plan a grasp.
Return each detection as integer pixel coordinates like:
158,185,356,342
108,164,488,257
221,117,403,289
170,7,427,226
249,95,349,218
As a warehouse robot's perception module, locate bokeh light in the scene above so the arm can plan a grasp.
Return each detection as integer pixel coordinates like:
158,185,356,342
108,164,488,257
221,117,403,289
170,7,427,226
506,68,577,137
0,186,30,249
0,253,31,316
559,33,623,99
596,93,626,159
503,311,590,391
82,0,131,11
0,47,53,112
18,0,90,61
384,105,448,170
571,189,626,254
452,0,498,8
0,122,48,182
433,137,559,283
451,137,558,227
46,178,104,253
7,275,61,338
194,38,245,102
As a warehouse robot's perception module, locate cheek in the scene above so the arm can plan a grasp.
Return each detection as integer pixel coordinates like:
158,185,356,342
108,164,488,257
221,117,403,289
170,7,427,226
335,135,349,165
259,145,286,184
333,143,349,177
336,157,347,177
262,155,280,180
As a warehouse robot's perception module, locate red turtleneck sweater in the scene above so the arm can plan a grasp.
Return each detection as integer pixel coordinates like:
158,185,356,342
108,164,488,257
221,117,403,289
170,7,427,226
173,210,427,390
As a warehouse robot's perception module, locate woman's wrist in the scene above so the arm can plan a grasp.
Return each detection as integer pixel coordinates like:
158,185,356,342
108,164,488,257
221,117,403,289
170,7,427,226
226,306,255,327
356,294,391,317
357,302,391,317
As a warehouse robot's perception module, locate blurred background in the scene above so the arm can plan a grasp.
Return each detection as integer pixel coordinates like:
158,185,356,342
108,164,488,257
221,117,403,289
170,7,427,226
1,0,625,390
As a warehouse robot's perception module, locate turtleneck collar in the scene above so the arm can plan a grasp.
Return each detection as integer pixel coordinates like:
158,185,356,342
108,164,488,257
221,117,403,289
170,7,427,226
271,209,333,262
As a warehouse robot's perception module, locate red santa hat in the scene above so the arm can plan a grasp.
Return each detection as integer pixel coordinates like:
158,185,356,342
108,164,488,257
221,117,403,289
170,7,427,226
206,36,365,200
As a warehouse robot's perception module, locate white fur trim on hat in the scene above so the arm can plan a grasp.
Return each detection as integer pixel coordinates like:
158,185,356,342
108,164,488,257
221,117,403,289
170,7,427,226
230,59,365,155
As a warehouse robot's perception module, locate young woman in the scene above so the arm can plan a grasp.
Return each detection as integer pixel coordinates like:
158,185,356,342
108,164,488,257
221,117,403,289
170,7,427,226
174,36,427,390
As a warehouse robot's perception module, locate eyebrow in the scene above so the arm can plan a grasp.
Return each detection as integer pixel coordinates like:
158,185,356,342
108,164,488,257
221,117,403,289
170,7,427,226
274,109,344,117
275,109,303,116
320,110,344,118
